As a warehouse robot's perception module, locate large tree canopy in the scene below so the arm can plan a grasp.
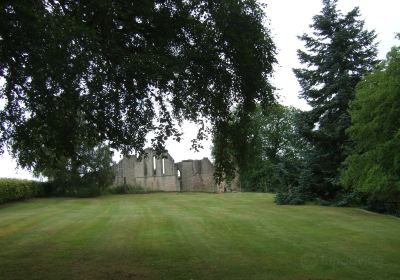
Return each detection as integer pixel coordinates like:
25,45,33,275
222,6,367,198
341,45,400,208
293,0,377,199
0,1,275,176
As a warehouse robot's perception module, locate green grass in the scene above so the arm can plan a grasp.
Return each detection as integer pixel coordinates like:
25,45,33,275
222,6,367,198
0,193,399,280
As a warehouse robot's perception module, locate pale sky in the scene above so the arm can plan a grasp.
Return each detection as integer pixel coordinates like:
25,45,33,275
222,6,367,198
1,0,399,179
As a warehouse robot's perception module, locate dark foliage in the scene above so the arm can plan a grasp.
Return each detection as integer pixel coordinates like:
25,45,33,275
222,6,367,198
334,191,365,207
0,1,276,184
293,0,378,199
108,184,147,195
274,190,305,205
40,144,115,197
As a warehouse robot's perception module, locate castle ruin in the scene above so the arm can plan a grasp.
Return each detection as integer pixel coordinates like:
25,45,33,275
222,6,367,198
113,148,218,192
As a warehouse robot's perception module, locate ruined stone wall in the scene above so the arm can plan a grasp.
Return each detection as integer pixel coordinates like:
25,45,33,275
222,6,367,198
114,156,137,186
113,149,179,192
136,149,179,192
176,158,217,192
217,175,239,192
113,149,218,192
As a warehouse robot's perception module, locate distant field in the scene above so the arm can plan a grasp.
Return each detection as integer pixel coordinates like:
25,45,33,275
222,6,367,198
0,193,399,280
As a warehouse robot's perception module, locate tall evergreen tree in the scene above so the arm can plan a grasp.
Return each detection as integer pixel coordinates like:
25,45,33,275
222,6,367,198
293,0,378,199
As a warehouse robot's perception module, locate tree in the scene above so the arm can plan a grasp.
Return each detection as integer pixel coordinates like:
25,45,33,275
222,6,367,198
0,1,276,183
293,0,378,199
250,104,306,192
212,103,305,192
39,143,115,197
341,45,400,213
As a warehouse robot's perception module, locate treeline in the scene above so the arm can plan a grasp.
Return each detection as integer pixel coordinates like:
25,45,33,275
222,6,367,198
212,1,400,215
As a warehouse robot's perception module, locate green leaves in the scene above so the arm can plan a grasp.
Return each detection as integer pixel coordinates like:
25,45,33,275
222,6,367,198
0,178,45,204
0,1,276,180
342,47,400,198
212,103,305,191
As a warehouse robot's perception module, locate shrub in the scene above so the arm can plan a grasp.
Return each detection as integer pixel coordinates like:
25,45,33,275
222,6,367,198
0,178,45,204
315,198,332,206
72,184,103,198
274,191,305,205
365,194,400,216
108,184,146,195
274,192,289,205
335,191,365,207
290,197,305,205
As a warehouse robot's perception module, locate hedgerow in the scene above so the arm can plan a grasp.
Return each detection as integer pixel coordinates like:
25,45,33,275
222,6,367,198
0,178,46,204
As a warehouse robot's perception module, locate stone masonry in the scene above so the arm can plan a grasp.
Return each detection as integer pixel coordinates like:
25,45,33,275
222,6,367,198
113,148,218,192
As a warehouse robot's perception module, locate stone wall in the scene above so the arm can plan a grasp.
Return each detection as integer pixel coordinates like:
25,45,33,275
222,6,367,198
176,158,216,192
217,175,239,192
113,149,218,192
114,148,180,192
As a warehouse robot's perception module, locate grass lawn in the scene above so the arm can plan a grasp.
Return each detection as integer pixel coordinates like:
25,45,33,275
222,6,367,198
0,193,399,280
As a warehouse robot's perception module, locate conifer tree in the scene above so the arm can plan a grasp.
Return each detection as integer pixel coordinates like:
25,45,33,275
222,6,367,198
293,0,378,198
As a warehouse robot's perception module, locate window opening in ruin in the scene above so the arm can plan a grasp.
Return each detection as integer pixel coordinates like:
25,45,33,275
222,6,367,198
152,156,156,175
162,158,165,175
177,169,181,178
123,177,126,185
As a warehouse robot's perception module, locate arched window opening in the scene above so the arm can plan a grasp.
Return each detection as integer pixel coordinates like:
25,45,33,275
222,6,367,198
152,156,157,175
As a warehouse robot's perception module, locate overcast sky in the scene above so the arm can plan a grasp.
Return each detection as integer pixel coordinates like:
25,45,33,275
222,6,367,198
1,0,399,180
